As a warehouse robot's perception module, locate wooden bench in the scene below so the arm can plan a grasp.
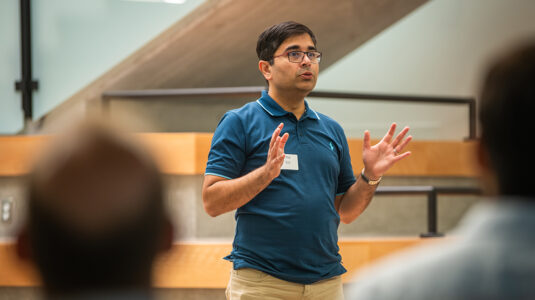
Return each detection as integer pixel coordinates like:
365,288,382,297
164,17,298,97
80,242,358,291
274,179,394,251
0,238,439,288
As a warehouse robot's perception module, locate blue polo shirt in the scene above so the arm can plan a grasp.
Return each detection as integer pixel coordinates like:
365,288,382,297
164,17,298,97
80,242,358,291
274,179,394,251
205,90,356,284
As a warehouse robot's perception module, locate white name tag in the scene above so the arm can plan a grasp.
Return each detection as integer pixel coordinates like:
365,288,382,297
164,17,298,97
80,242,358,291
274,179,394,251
281,154,299,170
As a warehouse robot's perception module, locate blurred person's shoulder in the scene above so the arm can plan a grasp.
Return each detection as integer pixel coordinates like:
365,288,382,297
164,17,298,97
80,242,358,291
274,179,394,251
346,200,535,300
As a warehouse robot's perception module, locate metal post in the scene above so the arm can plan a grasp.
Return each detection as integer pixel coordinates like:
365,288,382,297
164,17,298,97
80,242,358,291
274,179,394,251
420,189,444,238
468,99,477,140
15,0,38,121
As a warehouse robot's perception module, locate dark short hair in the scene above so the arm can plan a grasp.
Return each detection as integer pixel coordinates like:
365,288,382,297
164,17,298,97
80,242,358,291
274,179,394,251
256,21,317,64
479,40,535,196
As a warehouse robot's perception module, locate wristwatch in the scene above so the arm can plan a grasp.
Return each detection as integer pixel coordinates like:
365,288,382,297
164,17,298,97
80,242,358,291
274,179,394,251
360,168,382,185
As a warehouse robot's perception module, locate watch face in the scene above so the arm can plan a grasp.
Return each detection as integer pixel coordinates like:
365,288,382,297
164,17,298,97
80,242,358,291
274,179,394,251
369,179,380,185
360,169,383,185
361,169,381,185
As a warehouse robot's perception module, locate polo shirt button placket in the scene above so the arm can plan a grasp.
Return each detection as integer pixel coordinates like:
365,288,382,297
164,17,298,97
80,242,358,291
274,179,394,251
296,122,300,143
296,119,307,144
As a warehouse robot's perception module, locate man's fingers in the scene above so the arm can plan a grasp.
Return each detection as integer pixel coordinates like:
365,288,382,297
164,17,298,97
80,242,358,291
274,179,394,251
270,123,284,149
274,135,281,152
393,151,411,162
279,133,289,151
268,136,281,159
395,135,412,153
381,123,397,144
391,126,410,148
363,130,371,150
269,128,278,148
275,133,289,158
276,153,286,165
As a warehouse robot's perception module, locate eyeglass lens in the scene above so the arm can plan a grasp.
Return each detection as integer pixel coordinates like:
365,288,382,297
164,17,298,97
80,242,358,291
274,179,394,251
288,51,321,63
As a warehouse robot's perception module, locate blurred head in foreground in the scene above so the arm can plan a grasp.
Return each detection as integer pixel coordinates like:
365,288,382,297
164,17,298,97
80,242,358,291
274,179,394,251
17,122,173,297
346,40,535,300
478,40,535,198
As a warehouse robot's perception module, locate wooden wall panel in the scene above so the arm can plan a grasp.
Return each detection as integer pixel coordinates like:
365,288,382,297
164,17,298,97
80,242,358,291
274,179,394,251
0,136,49,177
0,242,41,287
348,139,479,177
0,134,478,177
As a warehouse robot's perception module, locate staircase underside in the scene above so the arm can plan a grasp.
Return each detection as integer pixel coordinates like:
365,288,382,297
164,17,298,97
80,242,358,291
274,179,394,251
32,0,427,133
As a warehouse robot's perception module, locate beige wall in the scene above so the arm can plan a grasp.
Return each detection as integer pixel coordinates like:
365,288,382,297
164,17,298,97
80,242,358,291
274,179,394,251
314,0,535,140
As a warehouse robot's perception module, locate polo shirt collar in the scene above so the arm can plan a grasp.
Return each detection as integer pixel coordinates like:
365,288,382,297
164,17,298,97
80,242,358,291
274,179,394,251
256,90,320,120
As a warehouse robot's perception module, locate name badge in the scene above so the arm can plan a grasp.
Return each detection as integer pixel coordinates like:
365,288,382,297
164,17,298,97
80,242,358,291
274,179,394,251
281,154,299,171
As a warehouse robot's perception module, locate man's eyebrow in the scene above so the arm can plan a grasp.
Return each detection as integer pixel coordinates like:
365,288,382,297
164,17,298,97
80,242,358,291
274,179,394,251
284,45,301,51
284,45,317,51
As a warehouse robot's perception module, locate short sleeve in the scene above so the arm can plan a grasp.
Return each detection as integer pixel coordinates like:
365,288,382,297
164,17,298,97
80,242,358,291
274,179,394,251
205,111,246,179
336,128,356,194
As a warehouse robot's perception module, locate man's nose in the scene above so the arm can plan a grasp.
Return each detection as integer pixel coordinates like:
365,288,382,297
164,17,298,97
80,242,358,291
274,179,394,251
301,54,312,66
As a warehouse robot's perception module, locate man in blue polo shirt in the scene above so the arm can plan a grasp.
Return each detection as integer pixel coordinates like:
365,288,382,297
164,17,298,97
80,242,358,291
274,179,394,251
203,21,412,300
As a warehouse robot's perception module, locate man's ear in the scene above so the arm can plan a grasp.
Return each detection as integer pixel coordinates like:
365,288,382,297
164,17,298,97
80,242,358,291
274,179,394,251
258,60,272,81
16,226,32,262
159,218,174,253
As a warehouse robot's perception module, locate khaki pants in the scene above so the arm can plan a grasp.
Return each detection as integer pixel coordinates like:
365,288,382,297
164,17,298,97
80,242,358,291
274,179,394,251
226,268,344,300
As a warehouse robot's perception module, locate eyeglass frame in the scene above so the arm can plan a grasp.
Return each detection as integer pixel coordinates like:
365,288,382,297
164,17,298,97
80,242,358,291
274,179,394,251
271,50,322,64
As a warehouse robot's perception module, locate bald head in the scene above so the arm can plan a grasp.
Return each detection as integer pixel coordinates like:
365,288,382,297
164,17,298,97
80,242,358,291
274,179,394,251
21,124,172,295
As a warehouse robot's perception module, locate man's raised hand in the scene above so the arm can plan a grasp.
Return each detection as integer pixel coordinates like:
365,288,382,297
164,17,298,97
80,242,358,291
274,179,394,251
264,123,289,180
362,123,412,179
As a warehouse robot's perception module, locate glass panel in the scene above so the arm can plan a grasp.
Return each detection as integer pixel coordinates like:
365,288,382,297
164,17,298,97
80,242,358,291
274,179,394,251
31,0,205,120
0,0,23,134
307,98,468,140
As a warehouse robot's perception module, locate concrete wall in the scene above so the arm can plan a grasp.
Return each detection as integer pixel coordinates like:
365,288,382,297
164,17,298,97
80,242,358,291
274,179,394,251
314,0,535,140
0,175,480,240
0,177,27,239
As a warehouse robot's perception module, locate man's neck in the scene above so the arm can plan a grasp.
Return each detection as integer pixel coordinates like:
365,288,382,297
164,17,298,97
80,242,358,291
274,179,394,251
268,88,308,120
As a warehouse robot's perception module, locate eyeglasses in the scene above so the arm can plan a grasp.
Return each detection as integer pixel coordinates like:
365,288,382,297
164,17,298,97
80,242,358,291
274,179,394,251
272,51,322,64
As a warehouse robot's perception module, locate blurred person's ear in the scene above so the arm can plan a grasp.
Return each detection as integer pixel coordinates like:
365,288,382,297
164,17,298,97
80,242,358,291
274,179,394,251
476,140,499,196
159,218,174,253
476,139,489,171
16,226,32,262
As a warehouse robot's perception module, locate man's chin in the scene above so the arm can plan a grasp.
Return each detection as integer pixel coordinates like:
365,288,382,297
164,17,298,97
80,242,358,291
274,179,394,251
297,83,316,93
